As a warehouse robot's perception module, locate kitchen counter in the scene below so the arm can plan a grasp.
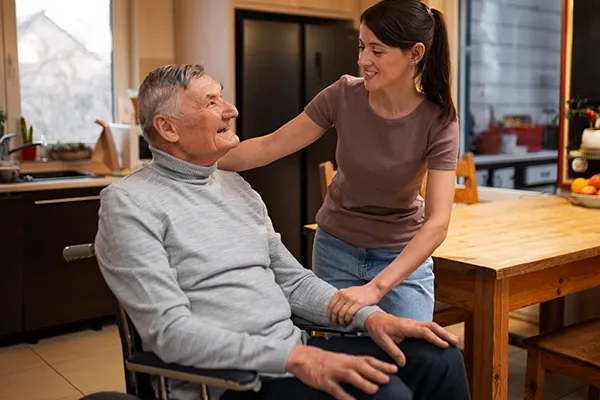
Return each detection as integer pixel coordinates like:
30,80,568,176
0,176,121,193
474,150,558,165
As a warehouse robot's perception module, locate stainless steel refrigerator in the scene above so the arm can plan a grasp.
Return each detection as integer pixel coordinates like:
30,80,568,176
235,10,358,265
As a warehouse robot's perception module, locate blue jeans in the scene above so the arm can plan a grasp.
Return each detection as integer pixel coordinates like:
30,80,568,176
312,227,435,321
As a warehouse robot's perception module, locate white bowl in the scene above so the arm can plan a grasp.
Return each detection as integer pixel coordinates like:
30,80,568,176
582,128,600,149
566,192,600,209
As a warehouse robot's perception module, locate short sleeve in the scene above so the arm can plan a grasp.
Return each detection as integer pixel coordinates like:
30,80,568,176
304,76,345,129
426,120,459,170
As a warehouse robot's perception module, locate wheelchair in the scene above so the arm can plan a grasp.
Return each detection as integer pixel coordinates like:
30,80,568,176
62,244,348,400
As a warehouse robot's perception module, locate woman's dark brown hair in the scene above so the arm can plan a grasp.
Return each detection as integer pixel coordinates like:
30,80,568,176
360,0,457,126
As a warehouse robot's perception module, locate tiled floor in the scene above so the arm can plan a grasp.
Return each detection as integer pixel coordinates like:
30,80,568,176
0,319,591,400
0,325,124,400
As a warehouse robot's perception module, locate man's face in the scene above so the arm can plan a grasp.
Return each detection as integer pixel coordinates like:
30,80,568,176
167,74,239,164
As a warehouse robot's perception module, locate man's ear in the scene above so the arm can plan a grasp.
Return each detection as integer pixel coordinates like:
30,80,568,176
153,114,179,143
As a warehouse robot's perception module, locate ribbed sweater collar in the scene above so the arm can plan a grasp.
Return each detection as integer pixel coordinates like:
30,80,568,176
148,145,216,184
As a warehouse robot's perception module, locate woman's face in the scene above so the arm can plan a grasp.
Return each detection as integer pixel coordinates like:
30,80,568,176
357,23,420,93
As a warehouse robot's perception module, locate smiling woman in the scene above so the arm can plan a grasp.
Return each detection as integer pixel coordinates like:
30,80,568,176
218,0,459,326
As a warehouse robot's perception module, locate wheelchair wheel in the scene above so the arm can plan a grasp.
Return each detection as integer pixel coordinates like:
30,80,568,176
79,392,142,400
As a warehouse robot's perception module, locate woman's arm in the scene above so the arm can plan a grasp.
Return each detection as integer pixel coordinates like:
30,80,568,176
369,169,455,294
327,169,456,327
218,112,327,172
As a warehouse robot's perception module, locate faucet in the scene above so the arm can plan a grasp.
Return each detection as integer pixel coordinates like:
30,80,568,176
0,133,18,161
0,132,42,161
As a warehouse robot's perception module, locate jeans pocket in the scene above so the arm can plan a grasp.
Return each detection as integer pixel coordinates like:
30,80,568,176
313,228,366,285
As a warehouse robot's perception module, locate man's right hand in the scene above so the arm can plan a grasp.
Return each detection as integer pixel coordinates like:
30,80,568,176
365,312,460,367
285,345,398,400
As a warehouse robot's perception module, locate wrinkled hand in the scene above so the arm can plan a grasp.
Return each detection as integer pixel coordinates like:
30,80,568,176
327,283,383,327
286,344,398,400
365,312,460,367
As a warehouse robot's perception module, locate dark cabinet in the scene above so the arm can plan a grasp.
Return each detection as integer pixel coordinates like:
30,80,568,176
22,187,113,332
474,155,558,193
0,186,113,341
0,194,26,337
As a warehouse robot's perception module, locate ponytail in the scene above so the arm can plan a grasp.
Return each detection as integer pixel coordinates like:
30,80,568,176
421,8,457,126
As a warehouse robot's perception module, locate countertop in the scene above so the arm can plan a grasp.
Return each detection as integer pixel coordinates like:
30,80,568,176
0,176,121,193
474,150,558,165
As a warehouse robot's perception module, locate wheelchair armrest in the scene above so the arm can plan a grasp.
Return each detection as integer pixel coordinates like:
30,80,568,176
62,243,95,261
291,315,360,335
126,352,261,392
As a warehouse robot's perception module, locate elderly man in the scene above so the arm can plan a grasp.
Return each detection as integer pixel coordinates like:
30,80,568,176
95,64,470,400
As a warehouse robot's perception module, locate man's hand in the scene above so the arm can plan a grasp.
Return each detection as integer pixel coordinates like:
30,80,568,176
327,283,384,327
285,344,398,400
365,312,460,367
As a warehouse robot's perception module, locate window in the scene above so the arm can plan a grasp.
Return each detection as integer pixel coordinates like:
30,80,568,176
10,0,114,143
459,0,563,193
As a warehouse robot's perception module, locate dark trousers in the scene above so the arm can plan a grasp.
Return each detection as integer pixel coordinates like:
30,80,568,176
222,336,471,400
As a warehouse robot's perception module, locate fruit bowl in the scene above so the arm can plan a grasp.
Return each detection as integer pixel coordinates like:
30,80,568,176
565,193,600,209
568,174,600,208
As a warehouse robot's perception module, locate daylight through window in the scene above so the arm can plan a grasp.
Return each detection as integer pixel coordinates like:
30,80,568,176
15,0,113,143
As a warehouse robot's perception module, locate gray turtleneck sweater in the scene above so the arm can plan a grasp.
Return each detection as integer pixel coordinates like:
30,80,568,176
95,147,381,398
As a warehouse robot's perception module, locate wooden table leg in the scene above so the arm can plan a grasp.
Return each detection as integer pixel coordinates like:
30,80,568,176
539,298,565,333
471,276,510,400
463,315,474,393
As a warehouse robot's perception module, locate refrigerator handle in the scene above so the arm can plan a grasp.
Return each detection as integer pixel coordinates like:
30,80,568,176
314,52,322,85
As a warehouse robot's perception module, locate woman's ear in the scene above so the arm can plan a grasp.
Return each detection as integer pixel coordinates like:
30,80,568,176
411,42,426,64
153,114,179,143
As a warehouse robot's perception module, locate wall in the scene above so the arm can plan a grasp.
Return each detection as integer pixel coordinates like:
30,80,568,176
425,0,459,109
131,0,176,86
173,0,233,102
469,0,562,132
112,0,134,107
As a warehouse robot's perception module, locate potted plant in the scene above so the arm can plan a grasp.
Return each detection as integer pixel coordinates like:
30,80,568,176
19,116,36,161
558,97,600,149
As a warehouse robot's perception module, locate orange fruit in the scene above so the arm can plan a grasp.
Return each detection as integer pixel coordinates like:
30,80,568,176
571,177,590,194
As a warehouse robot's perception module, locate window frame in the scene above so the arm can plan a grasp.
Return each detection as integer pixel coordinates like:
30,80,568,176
0,0,131,142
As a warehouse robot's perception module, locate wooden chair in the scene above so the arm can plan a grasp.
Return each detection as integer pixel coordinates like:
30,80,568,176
302,152,479,327
420,151,479,205
523,317,600,400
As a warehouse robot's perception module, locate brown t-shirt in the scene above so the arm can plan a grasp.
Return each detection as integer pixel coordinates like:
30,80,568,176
304,75,459,249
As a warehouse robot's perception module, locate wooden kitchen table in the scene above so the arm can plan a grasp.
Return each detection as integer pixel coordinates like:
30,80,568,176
433,195,600,400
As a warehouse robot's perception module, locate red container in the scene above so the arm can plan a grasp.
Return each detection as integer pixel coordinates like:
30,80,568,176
21,146,36,161
475,129,502,154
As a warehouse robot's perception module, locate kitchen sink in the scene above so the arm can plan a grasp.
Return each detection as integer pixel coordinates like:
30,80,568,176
19,170,98,182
